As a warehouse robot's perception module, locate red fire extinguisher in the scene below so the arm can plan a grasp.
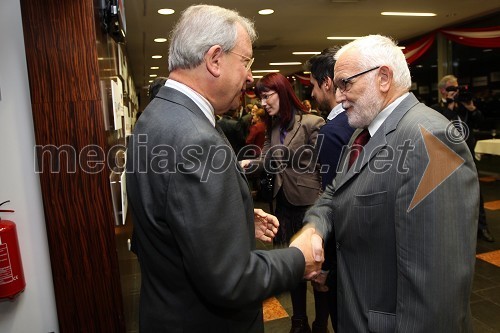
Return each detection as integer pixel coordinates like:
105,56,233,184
0,200,26,300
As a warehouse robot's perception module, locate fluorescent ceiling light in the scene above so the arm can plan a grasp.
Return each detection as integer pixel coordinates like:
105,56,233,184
259,9,274,15
292,52,321,55
304,71,311,74
252,70,280,73
269,62,302,65
398,46,406,50
150,74,157,77
158,8,175,15
381,12,436,16
154,38,167,43
253,75,264,79
327,36,360,40
152,55,162,59
151,66,159,70
149,80,153,83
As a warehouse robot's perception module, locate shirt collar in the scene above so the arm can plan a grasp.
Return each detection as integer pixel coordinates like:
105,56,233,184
164,79,216,126
326,103,344,121
367,92,409,136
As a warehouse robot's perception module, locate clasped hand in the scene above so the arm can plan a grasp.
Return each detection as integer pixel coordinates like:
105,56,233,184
289,225,324,280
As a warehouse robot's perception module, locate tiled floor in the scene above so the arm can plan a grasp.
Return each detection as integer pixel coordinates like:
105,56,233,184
117,155,500,333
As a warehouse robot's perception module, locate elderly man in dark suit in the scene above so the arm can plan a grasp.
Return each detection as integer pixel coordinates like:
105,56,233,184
126,5,323,332
304,35,478,332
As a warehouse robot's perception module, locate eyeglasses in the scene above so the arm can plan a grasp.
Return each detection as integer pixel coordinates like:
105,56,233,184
228,50,254,71
260,92,276,102
335,66,380,93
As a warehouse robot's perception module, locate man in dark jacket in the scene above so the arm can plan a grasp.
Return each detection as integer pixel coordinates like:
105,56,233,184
432,74,494,242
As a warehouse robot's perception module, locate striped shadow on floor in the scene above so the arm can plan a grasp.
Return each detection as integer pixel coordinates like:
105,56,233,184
263,297,289,322
477,250,500,267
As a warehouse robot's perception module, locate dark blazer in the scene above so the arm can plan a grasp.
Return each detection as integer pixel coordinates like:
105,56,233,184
126,86,305,332
317,111,355,190
305,93,478,332
260,112,325,206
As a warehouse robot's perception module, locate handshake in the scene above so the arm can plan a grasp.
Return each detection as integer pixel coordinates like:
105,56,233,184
290,225,324,280
253,209,324,280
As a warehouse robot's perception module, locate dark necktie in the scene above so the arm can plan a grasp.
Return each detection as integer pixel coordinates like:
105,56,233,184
348,129,370,169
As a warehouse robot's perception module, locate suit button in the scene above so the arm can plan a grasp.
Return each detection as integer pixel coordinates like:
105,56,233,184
336,242,340,249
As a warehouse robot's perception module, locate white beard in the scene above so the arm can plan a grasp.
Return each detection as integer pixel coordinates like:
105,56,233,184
346,85,384,129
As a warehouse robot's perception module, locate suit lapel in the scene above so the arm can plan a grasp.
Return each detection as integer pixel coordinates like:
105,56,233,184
158,86,250,186
334,93,420,190
283,114,302,146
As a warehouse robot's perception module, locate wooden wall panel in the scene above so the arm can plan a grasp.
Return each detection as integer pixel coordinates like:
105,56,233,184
21,0,100,104
20,0,125,331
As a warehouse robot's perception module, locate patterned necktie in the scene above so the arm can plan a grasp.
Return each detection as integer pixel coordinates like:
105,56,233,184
348,129,370,169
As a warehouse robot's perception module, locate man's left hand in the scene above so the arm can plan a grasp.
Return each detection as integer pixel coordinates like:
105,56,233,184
254,208,279,243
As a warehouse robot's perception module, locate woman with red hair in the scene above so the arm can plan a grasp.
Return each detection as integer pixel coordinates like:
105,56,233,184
242,73,325,332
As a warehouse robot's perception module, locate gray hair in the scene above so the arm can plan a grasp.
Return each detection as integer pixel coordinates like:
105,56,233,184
168,5,256,71
335,35,412,90
438,75,458,89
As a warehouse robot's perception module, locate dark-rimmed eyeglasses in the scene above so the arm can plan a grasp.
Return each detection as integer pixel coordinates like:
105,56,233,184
228,50,254,71
335,66,380,93
260,91,276,102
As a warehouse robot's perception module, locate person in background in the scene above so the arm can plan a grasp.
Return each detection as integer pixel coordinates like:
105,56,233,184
239,102,255,137
303,99,319,116
242,72,325,333
303,35,478,332
217,107,246,154
431,74,494,242
126,5,323,332
148,76,168,101
303,48,355,333
245,107,267,157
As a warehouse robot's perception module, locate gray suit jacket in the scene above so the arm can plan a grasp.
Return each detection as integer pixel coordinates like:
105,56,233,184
305,93,478,332
126,86,304,332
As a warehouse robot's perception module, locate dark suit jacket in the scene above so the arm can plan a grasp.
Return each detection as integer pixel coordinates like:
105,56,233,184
318,111,355,190
126,86,305,332
431,101,484,156
260,112,325,206
305,93,478,332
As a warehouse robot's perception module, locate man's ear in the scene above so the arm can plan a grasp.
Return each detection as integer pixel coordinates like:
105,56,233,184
323,77,333,91
205,45,224,77
378,65,392,93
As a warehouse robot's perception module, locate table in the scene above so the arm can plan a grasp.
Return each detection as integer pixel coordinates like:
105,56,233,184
475,139,500,160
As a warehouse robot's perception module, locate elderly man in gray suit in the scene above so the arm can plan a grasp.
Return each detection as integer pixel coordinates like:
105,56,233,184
304,35,478,332
126,5,322,332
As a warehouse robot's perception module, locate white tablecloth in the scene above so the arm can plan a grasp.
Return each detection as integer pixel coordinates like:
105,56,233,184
475,139,500,160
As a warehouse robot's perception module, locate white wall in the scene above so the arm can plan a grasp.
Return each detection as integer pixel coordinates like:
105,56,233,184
0,0,59,332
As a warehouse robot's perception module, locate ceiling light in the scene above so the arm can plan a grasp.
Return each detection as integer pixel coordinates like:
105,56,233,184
150,74,157,78
304,71,311,74
252,70,280,73
327,36,360,40
158,8,175,15
381,12,436,17
269,62,302,66
154,38,167,43
292,52,321,55
258,9,274,15
149,80,153,83
151,66,159,70
152,55,162,59
398,46,406,50
253,75,264,79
